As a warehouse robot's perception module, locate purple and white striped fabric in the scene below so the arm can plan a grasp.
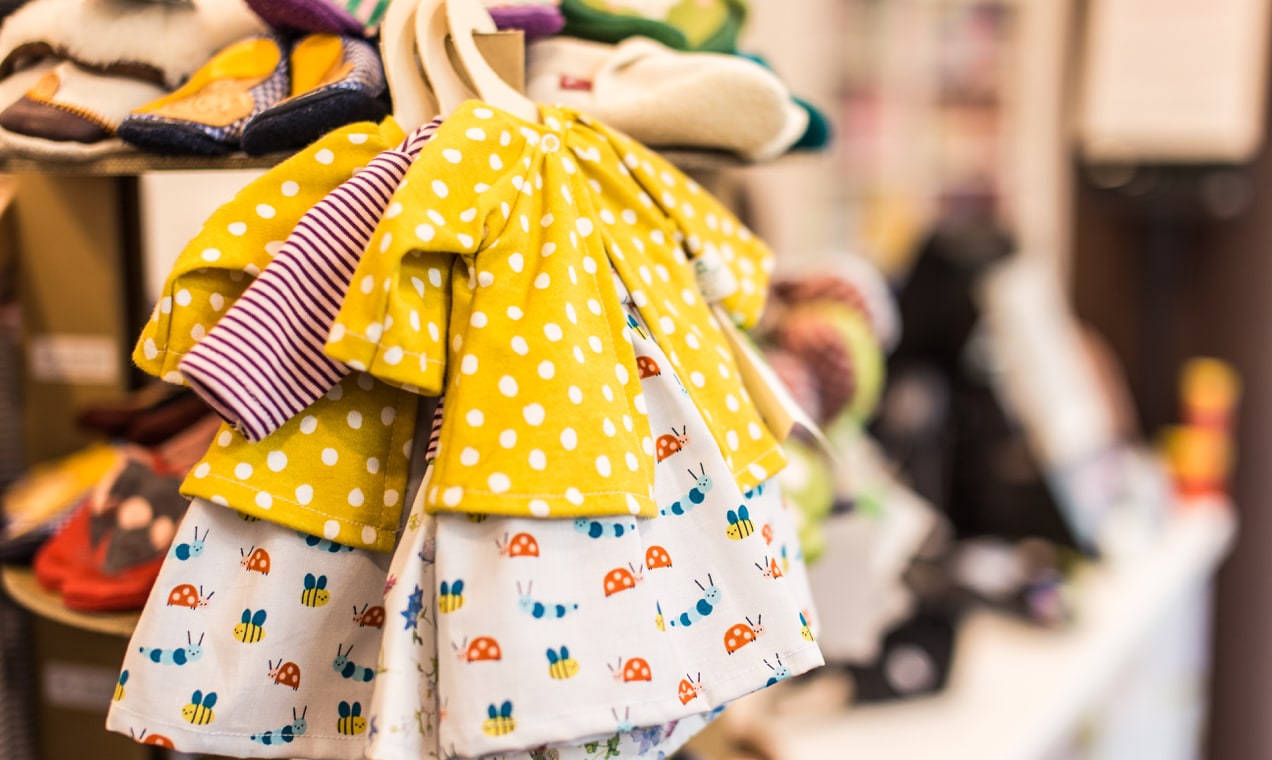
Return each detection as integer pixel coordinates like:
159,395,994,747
179,120,441,442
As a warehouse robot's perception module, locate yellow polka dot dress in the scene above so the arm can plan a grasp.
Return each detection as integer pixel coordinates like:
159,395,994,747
327,101,788,522
134,118,418,552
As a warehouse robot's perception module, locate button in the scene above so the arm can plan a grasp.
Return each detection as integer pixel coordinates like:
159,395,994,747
541,133,561,153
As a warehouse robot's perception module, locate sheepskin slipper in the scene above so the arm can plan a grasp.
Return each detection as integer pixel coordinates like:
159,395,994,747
118,35,292,155
240,33,388,155
527,35,807,161
0,0,266,90
0,61,167,160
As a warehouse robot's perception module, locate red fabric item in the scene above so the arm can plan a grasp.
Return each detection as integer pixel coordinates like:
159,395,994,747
61,553,165,612
32,501,94,593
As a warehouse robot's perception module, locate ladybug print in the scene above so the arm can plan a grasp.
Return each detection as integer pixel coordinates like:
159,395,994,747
723,615,765,654
240,546,271,575
677,673,704,705
755,555,783,579
267,658,301,690
608,657,653,683
496,532,540,557
602,563,644,597
452,636,502,663
645,545,672,570
352,603,386,628
129,729,174,748
655,425,689,462
636,355,662,379
167,584,214,610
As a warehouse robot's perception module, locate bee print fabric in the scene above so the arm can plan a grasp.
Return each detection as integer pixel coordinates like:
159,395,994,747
367,471,718,760
376,303,823,758
106,497,392,760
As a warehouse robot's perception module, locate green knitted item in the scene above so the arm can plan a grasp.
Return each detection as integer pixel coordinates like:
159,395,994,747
560,0,746,52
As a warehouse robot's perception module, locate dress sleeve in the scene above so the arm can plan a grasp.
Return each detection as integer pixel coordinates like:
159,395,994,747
588,118,775,329
325,105,526,394
176,122,439,442
134,118,406,385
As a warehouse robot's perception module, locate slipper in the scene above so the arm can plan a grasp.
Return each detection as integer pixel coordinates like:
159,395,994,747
2,441,121,540
527,35,806,161
0,0,266,90
60,551,169,612
74,383,188,439
239,33,388,155
86,456,187,575
487,0,565,40
61,552,169,612
0,61,167,160
77,387,213,447
31,498,93,593
247,0,377,37
118,35,291,156
560,0,745,52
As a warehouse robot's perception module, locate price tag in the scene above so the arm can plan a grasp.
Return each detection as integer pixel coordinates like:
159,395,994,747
693,247,739,303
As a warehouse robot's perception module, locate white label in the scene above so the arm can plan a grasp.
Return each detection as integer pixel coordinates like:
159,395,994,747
693,248,739,303
42,661,119,713
28,334,120,384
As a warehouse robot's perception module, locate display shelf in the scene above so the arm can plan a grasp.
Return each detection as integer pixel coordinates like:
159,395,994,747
0,146,787,176
723,500,1236,760
0,151,287,176
1,565,139,638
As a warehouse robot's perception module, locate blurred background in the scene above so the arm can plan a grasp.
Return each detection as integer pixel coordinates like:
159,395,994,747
710,1,1266,758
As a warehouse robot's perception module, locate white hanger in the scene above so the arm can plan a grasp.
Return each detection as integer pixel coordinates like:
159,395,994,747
444,0,540,123
379,0,439,130
417,0,477,116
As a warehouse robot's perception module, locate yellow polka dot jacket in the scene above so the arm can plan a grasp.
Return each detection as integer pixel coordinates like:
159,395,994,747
136,102,785,550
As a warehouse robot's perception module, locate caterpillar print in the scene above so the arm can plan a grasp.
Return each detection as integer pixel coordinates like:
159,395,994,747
516,581,579,619
667,575,720,628
249,706,307,745
660,463,712,517
333,643,375,682
573,518,637,539
138,631,205,665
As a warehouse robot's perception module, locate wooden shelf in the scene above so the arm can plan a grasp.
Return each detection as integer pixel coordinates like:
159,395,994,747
2,565,139,638
0,151,286,176
0,146,810,176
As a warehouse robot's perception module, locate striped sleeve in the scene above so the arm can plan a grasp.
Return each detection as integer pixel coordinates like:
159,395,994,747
179,120,441,442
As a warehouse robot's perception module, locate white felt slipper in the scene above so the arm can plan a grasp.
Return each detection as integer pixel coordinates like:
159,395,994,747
0,61,167,160
527,35,807,161
0,0,266,90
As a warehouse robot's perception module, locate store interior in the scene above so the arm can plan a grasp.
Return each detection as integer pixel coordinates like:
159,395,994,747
0,0,1266,758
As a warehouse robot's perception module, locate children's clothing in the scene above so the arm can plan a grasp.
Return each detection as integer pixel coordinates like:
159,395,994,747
107,497,392,760
418,304,820,756
368,490,721,760
180,119,441,442
111,99,824,760
327,100,786,523
135,118,418,552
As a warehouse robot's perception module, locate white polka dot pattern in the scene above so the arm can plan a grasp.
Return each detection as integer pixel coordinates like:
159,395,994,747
329,102,786,520
131,119,416,553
